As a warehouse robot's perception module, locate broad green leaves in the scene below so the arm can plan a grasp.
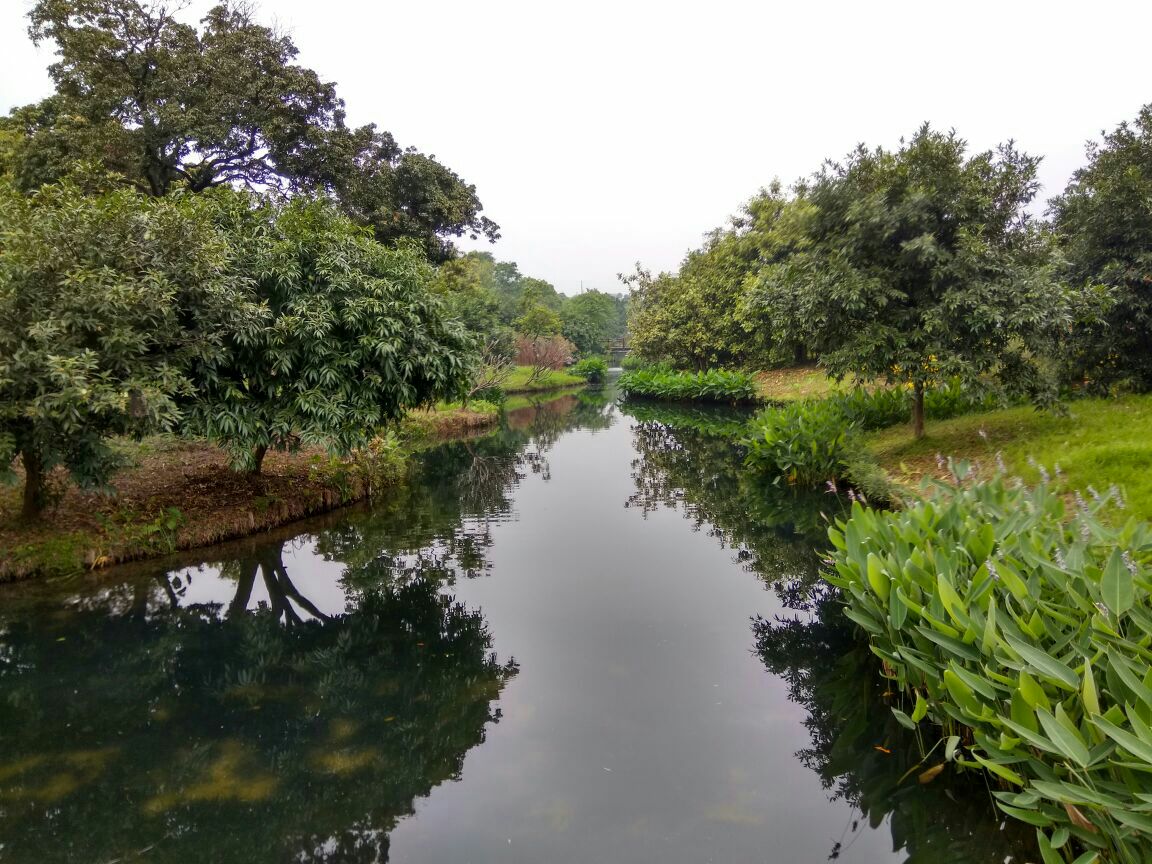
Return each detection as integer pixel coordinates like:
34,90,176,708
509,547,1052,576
827,472,1152,859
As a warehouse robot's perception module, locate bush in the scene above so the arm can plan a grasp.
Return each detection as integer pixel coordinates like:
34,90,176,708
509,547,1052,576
620,353,651,370
827,469,1152,861
617,369,759,404
744,399,857,486
570,356,609,384
826,381,1001,431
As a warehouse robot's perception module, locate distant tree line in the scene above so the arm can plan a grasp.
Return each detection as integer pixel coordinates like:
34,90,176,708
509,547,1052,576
626,114,1152,433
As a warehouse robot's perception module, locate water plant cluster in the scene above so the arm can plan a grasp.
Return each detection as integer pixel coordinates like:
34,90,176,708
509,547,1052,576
617,369,760,405
744,383,996,488
827,464,1152,862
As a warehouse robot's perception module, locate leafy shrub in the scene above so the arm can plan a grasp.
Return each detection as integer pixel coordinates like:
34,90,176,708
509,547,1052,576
619,353,649,370
744,399,857,486
570,356,609,384
617,369,759,404
827,469,1152,861
826,381,1000,431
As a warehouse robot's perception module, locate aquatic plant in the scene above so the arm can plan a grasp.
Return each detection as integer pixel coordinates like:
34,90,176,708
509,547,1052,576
617,369,760,405
826,465,1152,861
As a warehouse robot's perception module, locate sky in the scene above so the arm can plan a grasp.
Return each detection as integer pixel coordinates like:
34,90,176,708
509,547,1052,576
2,0,1149,296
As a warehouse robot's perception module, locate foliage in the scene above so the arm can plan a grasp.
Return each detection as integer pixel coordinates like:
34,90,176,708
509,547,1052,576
751,125,1088,437
569,356,609,384
619,352,650,370
13,0,497,259
827,381,1000,431
0,180,255,518
827,468,1152,861
310,431,408,500
744,399,857,487
187,195,473,473
617,368,759,404
624,185,807,369
755,585,1036,862
1051,103,1152,391
513,335,575,380
561,290,618,356
864,393,1152,521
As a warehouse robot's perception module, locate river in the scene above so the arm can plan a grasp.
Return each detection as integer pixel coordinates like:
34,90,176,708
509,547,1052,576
0,385,1030,863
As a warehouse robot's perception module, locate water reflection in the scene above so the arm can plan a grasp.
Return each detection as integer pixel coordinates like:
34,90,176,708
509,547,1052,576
0,574,516,863
0,388,617,863
622,401,1035,862
755,587,1033,863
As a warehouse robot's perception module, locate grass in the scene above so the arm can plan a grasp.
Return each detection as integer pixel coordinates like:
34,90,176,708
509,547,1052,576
865,394,1152,519
399,400,500,442
755,366,852,402
504,365,585,393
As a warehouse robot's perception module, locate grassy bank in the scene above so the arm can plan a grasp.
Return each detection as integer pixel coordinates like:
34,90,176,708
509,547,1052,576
505,365,585,393
0,402,500,582
865,394,1152,519
755,366,849,402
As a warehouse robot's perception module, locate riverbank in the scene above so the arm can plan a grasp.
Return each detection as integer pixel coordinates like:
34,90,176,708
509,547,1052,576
0,401,503,582
864,393,1152,519
504,365,585,393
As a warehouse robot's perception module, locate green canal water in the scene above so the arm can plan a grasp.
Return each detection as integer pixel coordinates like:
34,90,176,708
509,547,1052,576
0,386,1032,862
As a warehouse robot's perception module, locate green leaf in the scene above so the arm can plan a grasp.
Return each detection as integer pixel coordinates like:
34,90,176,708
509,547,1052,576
1035,707,1091,767
1100,548,1134,618
1004,635,1078,691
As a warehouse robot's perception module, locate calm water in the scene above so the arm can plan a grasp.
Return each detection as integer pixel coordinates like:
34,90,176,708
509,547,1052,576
0,386,1029,863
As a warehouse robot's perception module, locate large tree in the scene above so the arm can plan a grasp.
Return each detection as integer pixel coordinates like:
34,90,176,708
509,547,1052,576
188,195,474,474
1051,104,1152,391
13,0,497,260
0,179,258,519
752,125,1080,437
561,289,618,356
625,184,804,370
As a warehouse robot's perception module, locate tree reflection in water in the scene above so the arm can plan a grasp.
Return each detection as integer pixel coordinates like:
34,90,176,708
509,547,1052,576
0,387,615,863
624,403,1035,863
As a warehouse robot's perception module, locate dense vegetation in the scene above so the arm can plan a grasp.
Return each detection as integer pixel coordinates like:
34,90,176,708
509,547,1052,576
0,1,621,526
624,112,1152,434
829,468,1152,860
617,368,760,405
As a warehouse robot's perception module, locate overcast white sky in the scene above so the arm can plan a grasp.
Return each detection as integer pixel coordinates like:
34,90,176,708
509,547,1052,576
2,0,1149,295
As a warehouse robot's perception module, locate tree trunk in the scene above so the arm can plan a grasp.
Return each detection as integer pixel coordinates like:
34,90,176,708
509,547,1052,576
20,446,45,521
249,444,268,476
793,343,808,365
912,380,926,440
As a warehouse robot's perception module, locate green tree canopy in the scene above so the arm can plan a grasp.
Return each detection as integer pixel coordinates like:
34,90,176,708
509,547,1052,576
1051,104,1152,390
561,289,617,356
751,125,1081,437
11,0,497,261
0,179,258,519
625,184,805,370
188,195,474,474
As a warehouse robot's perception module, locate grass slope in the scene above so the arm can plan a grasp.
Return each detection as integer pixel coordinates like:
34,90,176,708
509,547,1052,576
866,394,1152,519
505,365,585,393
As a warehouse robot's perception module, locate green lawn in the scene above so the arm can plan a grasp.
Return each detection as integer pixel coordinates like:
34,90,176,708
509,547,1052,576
755,366,851,402
505,365,584,393
865,394,1152,519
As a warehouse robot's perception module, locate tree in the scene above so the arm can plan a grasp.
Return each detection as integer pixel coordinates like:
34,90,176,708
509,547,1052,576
752,125,1080,438
624,184,803,370
561,289,617,356
188,195,474,474
15,0,497,260
0,180,257,519
1051,104,1152,391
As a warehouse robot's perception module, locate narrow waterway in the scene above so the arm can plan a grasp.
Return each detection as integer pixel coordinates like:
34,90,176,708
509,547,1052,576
0,387,1028,863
